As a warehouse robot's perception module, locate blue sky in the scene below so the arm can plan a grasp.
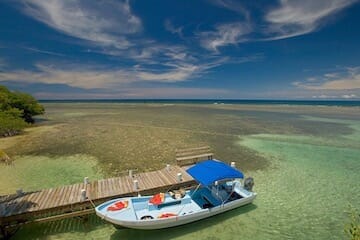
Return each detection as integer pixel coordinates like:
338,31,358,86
0,0,360,99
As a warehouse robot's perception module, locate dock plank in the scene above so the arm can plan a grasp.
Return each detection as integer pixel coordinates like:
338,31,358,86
36,188,54,211
30,188,49,211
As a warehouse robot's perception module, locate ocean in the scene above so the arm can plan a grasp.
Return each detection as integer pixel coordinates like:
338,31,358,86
0,102,359,239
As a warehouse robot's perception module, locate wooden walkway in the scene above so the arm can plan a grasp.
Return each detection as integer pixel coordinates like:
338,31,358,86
0,146,215,238
0,165,196,236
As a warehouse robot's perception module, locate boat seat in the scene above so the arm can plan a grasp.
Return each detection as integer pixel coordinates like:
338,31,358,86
201,189,221,206
202,196,214,208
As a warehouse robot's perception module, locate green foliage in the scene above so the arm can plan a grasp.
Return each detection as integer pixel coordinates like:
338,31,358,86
345,205,360,240
8,91,45,123
0,85,44,137
0,112,28,136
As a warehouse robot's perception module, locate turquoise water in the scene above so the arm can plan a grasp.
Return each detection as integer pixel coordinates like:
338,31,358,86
1,104,359,239
237,116,360,239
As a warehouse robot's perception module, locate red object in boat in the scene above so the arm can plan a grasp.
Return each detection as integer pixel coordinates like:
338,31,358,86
107,200,128,211
149,193,165,205
158,213,177,218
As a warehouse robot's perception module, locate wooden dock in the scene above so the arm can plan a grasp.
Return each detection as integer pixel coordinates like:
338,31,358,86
0,146,213,238
0,165,195,236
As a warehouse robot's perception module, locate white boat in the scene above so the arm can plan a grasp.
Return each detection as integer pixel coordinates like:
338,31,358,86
95,159,257,230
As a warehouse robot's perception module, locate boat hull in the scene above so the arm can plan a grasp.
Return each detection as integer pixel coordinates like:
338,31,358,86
96,193,256,230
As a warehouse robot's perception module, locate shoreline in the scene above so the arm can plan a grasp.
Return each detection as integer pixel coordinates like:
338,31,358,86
39,99,360,107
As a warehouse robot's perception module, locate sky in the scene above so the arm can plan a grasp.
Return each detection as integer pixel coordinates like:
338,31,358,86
0,0,360,100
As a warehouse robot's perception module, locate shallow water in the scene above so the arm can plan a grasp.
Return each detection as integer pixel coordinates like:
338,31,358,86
0,103,359,239
0,154,103,194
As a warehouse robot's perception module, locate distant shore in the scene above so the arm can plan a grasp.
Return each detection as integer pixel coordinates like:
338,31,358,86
39,99,360,107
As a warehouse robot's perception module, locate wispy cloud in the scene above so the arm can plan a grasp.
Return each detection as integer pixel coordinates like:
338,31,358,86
294,66,360,90
0,64,129,89
164,19,184,38
15,1,232,84
208,0,250,19
311,94,358,99
198,22,252,52
22,46,65,57
19,0,141,49
31,86,230,99
264,0,357,40
0,57,228,88
206,0,357,43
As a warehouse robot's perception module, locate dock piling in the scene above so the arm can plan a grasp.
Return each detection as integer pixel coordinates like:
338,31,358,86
80,189,87,201
84,177,89,184
133,179,139,191
177,173,183,182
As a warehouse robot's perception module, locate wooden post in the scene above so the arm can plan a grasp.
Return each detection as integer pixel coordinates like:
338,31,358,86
133,180,139,191
129,169,133,178
177,173,182,182
84,177,89,184
80,189,87,201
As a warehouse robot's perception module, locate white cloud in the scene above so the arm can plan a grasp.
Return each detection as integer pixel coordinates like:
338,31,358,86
316,76,360,90
20,0,141,49
311,94,359,99
324,73,339,78
118,87,230,98
32,87,230,99
312,94,337,99
295,66,360,90
164,20,184,38
294,67,360,101
306,77,318,82
265,0,357,40
342,94,357,99
22,46,65,57
127,44,193,63
198,22,251,52
137,64,199,82
208,0,250,19
0,64,130,89
207,0,357,43
0,58,226,88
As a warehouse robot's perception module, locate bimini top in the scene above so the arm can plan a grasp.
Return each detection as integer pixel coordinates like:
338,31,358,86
186,159,244,186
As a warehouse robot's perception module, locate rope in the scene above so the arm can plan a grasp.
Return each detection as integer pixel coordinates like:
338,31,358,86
88,195,96,209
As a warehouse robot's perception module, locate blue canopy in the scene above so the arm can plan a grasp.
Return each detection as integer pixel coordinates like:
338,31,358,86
186,159,244,186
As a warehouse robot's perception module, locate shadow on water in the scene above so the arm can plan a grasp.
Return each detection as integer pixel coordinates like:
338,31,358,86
110,204,257,240
12,213,104,239
12,204,257,239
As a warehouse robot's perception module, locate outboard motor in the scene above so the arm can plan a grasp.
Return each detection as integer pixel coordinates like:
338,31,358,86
244,177,254,191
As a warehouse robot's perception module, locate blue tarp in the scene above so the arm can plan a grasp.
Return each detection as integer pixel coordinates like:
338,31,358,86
186,159,244,186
